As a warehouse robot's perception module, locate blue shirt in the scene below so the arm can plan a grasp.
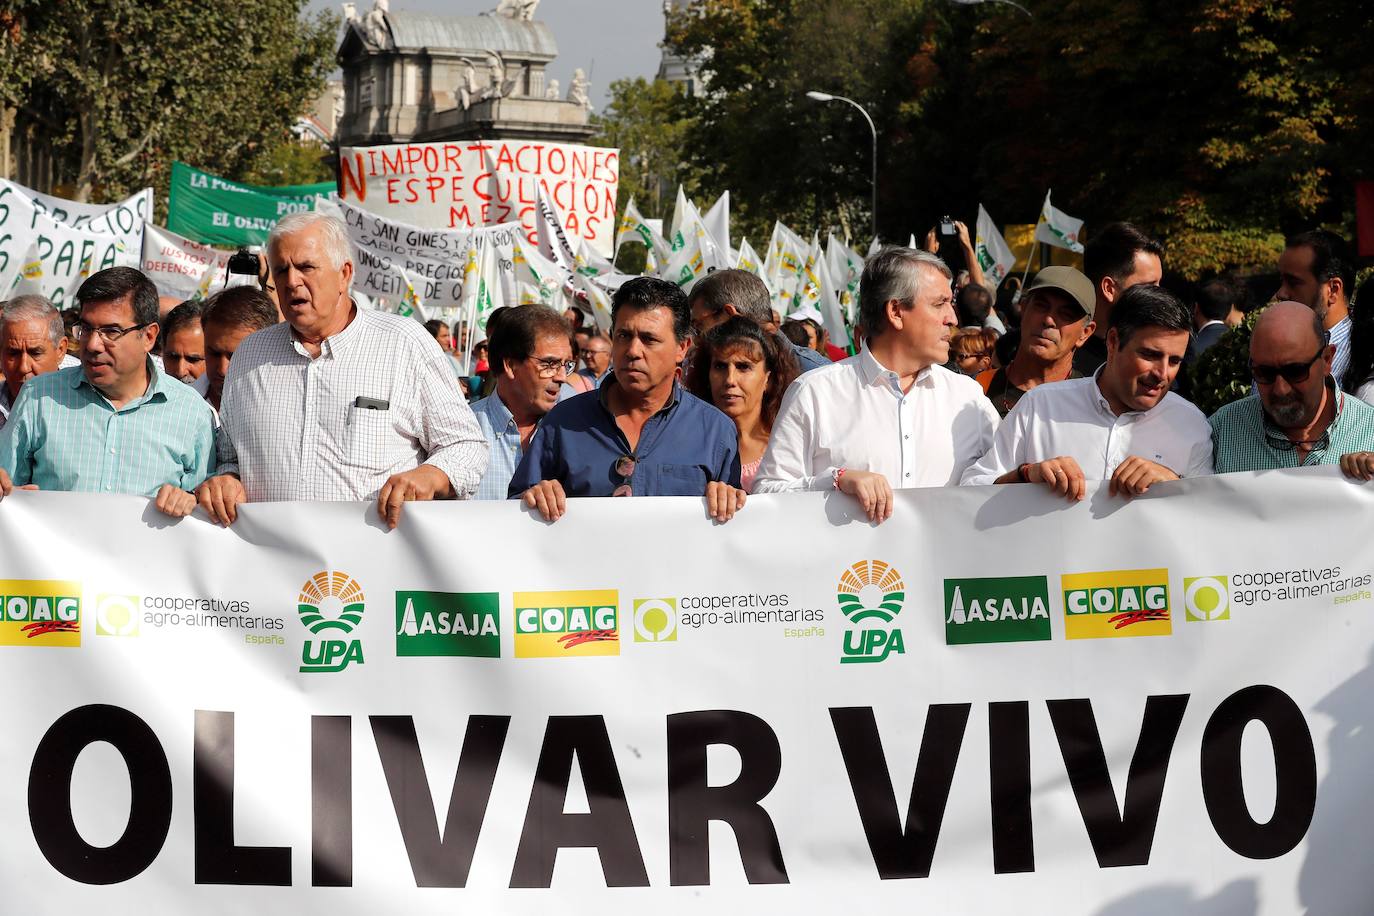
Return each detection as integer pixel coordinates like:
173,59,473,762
787,336,831,374
471,391,529,501
507,378,741,498
0,361,216,495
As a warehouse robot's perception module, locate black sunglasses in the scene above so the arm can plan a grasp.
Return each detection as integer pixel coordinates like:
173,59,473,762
1250,346,1325,386
611,454,635,497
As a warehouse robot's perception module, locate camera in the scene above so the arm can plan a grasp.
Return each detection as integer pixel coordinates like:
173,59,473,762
227,248,260,276
939,216,956,236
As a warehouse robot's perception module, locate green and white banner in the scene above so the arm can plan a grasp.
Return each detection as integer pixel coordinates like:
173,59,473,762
167,162,333,247
0,469,1371,913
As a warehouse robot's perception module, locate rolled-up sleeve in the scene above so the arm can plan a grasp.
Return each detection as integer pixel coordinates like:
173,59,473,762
752,383,831,492
413,345,488,499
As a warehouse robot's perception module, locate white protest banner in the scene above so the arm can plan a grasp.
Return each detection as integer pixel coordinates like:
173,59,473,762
0,206,138,307
318,196,523,313
338,140,620,257
1,469,1371,914
140,224,233,299
5,180,151,253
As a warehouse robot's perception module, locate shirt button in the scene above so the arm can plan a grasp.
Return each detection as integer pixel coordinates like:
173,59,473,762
904,435,910,440
905,473,911,478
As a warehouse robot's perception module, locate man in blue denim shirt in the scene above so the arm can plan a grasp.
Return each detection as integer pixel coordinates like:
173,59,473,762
509,277,745,522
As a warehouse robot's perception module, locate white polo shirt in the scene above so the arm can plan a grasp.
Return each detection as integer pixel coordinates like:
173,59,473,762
753,348,1000,492
960,374,1213,486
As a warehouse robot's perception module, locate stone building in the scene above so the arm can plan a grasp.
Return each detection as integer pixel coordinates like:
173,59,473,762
656,0,706,97
336,1,594,147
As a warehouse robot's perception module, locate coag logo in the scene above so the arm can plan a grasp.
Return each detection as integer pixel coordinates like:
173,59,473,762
1184,576,1231,622
396,591,500,657
944,576,1052,645
298,571,366,673
1062,569,1171,639
837,560,905,664
633,598,677,643
96,594,140,637
513,590,619,658
0,580,81,647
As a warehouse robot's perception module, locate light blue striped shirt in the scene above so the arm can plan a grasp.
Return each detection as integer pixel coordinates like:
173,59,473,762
1329,315,1352,388
470,391,529,501
0,361,216,495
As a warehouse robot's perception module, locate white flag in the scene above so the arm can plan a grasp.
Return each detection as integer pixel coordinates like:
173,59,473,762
815,250,850,348
1034,190,1085,253
669,185,691,251
974,204,1018,289
615,197,670,263
826,234,864,325
536,182,577,270
702,190,731,259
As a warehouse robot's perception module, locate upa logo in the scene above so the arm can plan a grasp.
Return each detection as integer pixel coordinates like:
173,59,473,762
396,591,500,657
633,598,677,643
837,560,905,664
1062,568,1172,639
297,571,366,673
0,580,81,647
944,576,1052,645
1184,576,1231,622
513,590,619,658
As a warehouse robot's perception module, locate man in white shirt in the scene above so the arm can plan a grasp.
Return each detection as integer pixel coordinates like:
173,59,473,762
196,211,488,529
753,247,1000,523
961,284,1212,499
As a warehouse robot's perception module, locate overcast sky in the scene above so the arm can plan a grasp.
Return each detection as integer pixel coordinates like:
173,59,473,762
309,0,667,108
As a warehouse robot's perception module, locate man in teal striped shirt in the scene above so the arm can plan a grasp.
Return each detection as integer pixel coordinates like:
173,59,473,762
1210,300,1374,479
0,268,216,514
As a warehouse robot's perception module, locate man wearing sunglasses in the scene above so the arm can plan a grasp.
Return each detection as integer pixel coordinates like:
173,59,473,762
1210,300,1374,477
509,276,744,522
0,267,216,513
962,284,1212,498
470,305,574,499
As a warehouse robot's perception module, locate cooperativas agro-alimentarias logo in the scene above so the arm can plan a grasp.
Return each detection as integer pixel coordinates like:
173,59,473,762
837,560,906,664
298,571,366,673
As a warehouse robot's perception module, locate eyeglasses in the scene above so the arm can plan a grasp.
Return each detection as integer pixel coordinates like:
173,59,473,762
1250,347,1326,386
527,357,576,379
611,454,635,497
581,348,609,358
72,322,152,343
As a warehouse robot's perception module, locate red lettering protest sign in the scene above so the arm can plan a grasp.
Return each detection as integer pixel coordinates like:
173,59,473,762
338,140,620,257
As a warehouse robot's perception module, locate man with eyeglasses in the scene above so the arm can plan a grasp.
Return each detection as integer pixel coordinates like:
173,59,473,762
1210,300,1374,477
509,276,745,522
470,305,574,499
196,211,487,530
962,284,1212,498
0,267,216,514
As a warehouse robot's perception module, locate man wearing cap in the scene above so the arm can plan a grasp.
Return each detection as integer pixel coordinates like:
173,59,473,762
1210,300,1374,477
977,266,1095,418
961,283,1211,497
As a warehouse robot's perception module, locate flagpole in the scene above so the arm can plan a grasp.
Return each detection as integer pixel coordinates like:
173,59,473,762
1018,237,1039,289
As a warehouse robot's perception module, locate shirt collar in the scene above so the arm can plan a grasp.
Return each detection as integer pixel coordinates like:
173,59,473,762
598,374,682,416
72,356,169,405
857,347,932,391
291,301,363,359
1088,366,1150,420
488,389,518,431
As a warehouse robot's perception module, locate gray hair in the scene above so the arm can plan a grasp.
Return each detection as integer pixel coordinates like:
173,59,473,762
858,247,953,340
2,295,65,348
267,211,353,276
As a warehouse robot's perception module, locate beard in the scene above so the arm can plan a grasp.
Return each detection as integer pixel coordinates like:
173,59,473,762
1267,393,1313,428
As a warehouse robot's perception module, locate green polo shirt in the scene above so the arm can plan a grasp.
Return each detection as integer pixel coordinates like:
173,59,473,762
1209,388,1374,473
0,361,216,495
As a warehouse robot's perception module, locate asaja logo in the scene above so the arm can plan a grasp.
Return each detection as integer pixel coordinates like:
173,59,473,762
96,594,140,637
513,590,619,658
944,576,1052,645
837,560,905,664
396,591,500,657
0,580,81,647
298,571,366,673
1184,576,1231,622
1062,569,1171,639
633,598,677,643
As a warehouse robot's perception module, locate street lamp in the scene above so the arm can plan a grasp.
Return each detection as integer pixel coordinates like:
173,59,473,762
806,90,878,244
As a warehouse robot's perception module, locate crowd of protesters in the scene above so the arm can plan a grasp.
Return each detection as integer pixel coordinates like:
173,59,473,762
1,210,1372,527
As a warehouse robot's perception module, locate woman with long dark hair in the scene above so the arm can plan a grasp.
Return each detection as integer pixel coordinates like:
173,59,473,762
687,316,800,493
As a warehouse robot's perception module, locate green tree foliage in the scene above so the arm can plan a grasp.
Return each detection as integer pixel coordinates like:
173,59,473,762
590,77,699,221
239,136,335,188
667,0,937,247
9,0,336,211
